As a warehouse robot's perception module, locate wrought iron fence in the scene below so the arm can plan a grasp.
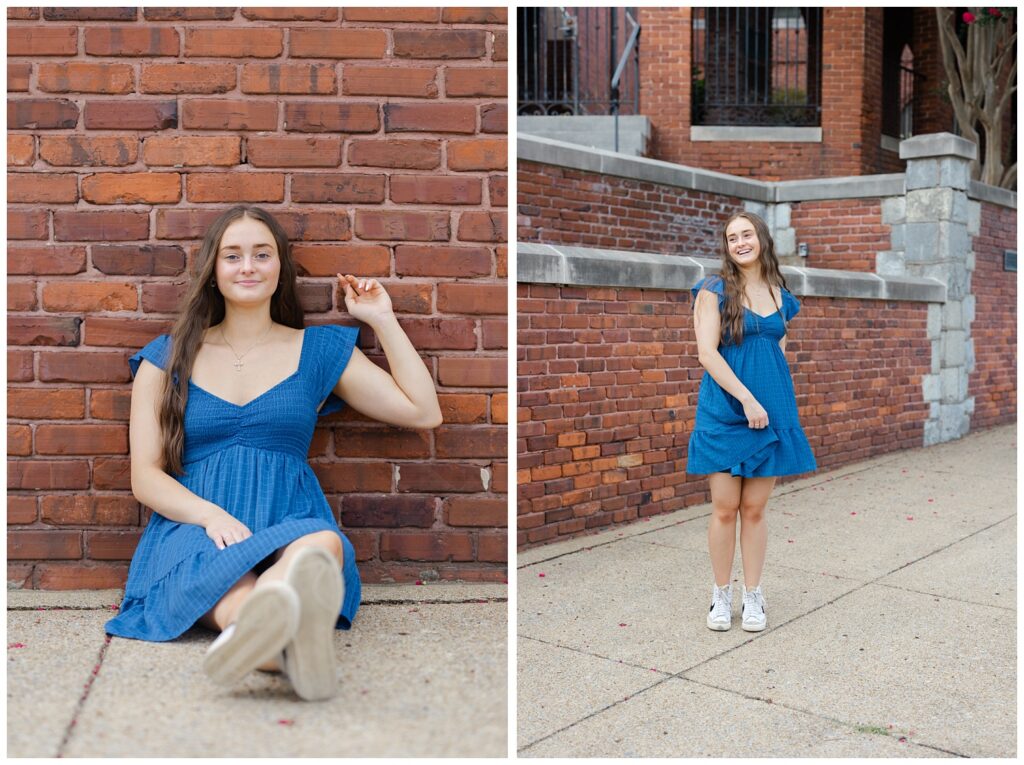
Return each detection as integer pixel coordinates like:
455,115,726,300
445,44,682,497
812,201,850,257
517,7,640,116
691,7,823,127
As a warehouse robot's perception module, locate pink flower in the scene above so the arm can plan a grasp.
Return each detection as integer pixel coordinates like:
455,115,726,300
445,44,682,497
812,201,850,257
988,8,1002,17
538,572,545,577
963,11,976,23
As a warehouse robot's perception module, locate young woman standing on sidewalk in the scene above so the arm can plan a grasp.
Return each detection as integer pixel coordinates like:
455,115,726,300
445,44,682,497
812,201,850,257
687,212,816,632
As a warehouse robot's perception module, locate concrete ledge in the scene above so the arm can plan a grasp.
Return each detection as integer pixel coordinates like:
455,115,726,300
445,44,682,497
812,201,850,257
968,180,1017,209
518,243,947,304
774,174,905,202
691,126,823,142
900,132,978,161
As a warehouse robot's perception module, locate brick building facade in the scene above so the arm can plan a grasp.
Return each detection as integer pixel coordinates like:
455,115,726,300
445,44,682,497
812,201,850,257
8,6,509,589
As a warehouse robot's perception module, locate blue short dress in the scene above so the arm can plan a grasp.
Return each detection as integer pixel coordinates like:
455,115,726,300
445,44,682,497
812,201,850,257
685,276,817,478
105,325,363,641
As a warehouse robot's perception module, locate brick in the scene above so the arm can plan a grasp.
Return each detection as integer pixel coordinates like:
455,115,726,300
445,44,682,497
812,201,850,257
8,281,38,310
311,462,391,492
8,388,85,420
489,175,507,206
9,350,35,381
482,319,506,349
142,136,240,167
9,98,79,129
8,496,37,524
53,211,149,241
342,8,438,22
436,426,506,458
186,173,285,203
480,102,507,133
384,104,476,133
393,30,486,59
86,530,142,560
297,283,332,312
438,283,507,314
444,497,506,527
495,246,507,277
141,63,235,94
348,139,440,169
448,139,507,171
85,26,180,56
40,135,137,166
93,457,131,489
391,176,482,205
182,99,277,130
37,563,128,589
241,7,339,21
277,211,353,242
292,174,386,204
184,28,283,58
82,172,181,205
7,27,78,56
381,283,433,314
9,425,31,456
397,463,485,493
9,245,86,275
397,318,476,350
492,462,507,493
155,209,227,240
379,532,474,561
446,68,507,97
284,102,379,133
144,8,235,21
8,316,81,347
8,530,82,560
7,173,78,203
291,245,389,277
84,100,177,130
84,317,173,348
442,8,508,23
342,66,438,98
9,460,90,489
241,63,336,95
8,210,48,239
458,211,507,242
438,357,506,387
354,211,449,242
341,495,435,528
38,63,134,94
91,244,185,276
478,532,507,562
291,29,386,58
140,282,186,312
8,135,35,166
39,352,130,383
491,393,508,423
89,389,133,420
246,137,342,167
8,62,30,91
8,8,39,19
334,426,430,459
493,32,508,61
36,424,127,456
41,495,139,526
395,245,491,277
437,393,488,424
7,563,32,588
44,7,136,20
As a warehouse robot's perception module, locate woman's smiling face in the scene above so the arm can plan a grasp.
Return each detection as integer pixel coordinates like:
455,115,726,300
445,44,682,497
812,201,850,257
725,216,761,269
213,215,280,303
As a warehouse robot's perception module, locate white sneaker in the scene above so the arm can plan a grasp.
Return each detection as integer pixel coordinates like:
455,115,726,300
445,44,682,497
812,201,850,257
203,581,299,686
283,547,345,701
707,583,732,631
741,585,767,632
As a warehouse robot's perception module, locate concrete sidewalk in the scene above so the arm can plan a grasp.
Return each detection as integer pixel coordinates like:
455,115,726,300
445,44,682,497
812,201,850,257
7,583,507,757
518,424,1016,757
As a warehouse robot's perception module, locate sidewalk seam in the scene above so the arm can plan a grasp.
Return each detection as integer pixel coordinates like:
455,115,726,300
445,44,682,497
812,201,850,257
55,634,112,758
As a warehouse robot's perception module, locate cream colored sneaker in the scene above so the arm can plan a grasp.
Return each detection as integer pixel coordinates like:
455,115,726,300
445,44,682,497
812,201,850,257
707,583,732,631
283,547,344,701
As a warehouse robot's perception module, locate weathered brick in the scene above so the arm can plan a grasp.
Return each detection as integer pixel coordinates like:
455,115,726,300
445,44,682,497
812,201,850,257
140,63,236,94
43,7,136,20
290,29,386,58
41,496,139,526
291,174,386,204
438,393,488,424
342,8,439,22
82,173,181,204
397,318,477,350
438,283,507,314
491,393,508,423
84,100,177,130
397,464,486,493
9,350,35,382
458,211,507,242
291,245,389,277
480,103,507,133
436,426,507,458
342,66,438,97
241,7,338,21
89,388,132,420
354,211,450,241
393,30,487,59
53,211,149,241
478,532,507,562
9,98,79,129
334,426,430,459
40,135,137,166
7,7,39,19
448,139,508,170
438,357,506,387
442,8,508,23
9,245,86,275
395,245,491,277
42,282,137,312
142,136,240,166
489,175,507,206
310,462,391,492
240,63,336,95
493,31,508,61
8,210,49,239
8,496,37,524
379,532,474,561
348,139,441,169
182,99,277,130
390,176,482,205
9,460,91,489
9,388,86,419
341,495,435,528
7,27,78,56
8,62,30,91
7,173,78,203
8,530,82,560
39,352,131,383
37,563,128,589
93,457,131,489
444,496,507,527
184,28,283,58
144,8,235,21
84,317,173,347
38,63,135,94
86,530,142,560
9,425,31,456
284,102,379,133
246,137,342,167
85,26,180,56
8,316,82,347
8,281,38,310
384,104,476,133
91,244,185,276
186,173,285,203
446,67,507,97
8,135,35,166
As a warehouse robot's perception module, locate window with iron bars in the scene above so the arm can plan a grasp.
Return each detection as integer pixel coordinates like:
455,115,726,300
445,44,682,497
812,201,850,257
691,7,823,127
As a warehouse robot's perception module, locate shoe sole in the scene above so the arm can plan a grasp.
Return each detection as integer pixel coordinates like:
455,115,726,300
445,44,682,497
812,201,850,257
284,547,344,701
742,619,767,632
707,617,731,631
203,582,299,687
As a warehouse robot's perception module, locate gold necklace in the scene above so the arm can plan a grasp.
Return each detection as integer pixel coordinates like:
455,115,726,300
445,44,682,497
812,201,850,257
219,323,274,372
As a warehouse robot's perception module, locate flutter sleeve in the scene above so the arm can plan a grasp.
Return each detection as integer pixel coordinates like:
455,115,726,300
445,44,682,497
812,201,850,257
128,334,171,379
315,324,361,417
782,288,801,322
691,275,726,311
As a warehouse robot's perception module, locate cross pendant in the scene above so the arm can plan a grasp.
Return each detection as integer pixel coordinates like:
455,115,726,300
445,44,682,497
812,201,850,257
233,359,243,372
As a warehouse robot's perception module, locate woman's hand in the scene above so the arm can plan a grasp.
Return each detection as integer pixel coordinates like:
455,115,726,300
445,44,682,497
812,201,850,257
204,510,252,551
339,274,393,327
742,397,769,429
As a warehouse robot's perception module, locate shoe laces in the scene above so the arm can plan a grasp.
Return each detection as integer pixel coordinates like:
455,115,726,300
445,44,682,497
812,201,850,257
710,586,731,621
743,587,765,618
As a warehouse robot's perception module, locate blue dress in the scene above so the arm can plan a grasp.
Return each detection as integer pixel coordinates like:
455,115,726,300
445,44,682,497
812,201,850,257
105,325,362,641
685,276,817,478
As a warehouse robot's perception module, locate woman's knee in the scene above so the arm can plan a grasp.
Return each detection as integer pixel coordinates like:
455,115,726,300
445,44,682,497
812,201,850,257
738,501,766,522
290,530,344,565
711,502,740,523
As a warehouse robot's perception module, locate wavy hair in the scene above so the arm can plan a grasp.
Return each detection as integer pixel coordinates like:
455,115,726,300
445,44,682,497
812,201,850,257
715,211,789,346
159,206,304,476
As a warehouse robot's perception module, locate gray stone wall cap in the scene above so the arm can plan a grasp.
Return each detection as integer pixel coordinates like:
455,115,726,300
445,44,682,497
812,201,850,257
968,180,1017,209
899,132,978,161
690,125,822,143
774,174,905,202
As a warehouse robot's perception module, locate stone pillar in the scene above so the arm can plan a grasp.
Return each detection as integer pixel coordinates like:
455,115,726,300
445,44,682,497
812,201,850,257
899,133,977,445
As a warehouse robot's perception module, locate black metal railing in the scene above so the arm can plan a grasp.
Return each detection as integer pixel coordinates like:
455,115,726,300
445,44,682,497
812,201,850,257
691,7,822,127
517,6,640,116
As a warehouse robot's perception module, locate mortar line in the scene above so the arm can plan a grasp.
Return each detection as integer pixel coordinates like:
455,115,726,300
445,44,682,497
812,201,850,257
55,634,112,758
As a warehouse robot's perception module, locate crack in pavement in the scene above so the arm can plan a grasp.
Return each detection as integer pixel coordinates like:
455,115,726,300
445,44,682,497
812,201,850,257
56,634,112,758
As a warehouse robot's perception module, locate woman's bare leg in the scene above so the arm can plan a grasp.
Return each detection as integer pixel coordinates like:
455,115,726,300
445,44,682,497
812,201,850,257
708,472,743,586
198,571,258,632
253,531,344,589
738,476,777,588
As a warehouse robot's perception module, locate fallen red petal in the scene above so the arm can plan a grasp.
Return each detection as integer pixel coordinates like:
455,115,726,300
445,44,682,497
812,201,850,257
8,642,26,649
277,719,294,726
538,573,546,577
618,623,628,627
415,580,423,585
906,516,914,521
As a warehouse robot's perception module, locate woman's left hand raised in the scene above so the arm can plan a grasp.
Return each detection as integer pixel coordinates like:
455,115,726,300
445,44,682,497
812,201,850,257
339,274,394,326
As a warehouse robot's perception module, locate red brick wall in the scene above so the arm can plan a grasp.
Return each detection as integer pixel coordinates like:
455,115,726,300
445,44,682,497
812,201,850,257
518,160,740,257
969,202,1017,429
7,6,509,589
517,284,931,547
790,198,891,272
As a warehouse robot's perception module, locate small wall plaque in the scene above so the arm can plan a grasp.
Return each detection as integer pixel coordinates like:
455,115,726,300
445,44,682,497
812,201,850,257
1005,249,1017,272
798,242,808,258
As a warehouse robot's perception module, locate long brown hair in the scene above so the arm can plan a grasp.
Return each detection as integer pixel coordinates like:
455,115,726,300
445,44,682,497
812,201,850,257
159,205,304,476
715,211,789,346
